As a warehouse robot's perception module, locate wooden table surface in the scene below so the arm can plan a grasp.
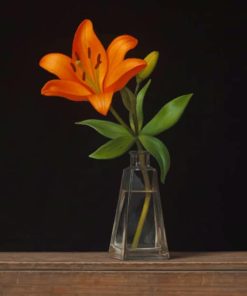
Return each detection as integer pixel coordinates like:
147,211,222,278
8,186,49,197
0,252,247,295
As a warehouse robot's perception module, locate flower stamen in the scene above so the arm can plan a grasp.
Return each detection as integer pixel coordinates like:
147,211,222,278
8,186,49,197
75,60,82,68
75,52,80,60
95,53,102,69
88,47,91,59
70,63,76,72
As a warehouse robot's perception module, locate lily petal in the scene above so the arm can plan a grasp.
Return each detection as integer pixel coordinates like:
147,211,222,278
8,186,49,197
104,58,146,92
88,92,113,116
107,35,138,71
41,80,92,101
39,53,76,80
72,19,107,92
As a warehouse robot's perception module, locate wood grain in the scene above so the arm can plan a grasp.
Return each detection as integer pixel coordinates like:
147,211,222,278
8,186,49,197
0,252,246,271
0,252,246,295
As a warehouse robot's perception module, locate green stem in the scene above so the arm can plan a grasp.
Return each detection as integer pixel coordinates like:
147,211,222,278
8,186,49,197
110,102,152,249
110,106,134,136
135,80,141,95
132,97,139,135
131,91,152,249
131,140,152,249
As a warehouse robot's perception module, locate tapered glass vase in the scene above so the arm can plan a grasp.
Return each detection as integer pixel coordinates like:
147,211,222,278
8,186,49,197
109,151,169,260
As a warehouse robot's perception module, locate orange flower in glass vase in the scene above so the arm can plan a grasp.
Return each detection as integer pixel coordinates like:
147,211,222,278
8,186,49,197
39,18,193,261
39,19,146,115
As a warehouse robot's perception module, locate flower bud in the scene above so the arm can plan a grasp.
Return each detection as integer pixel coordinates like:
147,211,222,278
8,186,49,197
137,51,159,82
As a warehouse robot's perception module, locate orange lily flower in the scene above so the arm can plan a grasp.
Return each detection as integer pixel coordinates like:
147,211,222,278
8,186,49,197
40,19,147,115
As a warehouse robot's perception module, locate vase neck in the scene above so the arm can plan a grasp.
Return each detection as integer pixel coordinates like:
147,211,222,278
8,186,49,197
129,151,150,168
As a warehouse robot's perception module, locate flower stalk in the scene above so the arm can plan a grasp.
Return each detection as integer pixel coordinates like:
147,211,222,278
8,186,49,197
131,141,152,249
110,98,153,249
110,106,134,136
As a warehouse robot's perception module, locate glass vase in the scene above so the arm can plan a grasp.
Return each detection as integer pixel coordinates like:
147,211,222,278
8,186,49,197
109,151,169,260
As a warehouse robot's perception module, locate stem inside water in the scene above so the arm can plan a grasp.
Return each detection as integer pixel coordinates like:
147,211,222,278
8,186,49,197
110,103,152,250
130,86,152,249
131,142,152,249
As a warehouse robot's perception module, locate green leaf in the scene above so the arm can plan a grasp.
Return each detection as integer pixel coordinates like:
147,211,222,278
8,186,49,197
120,87,135,112
136,79,151,130
75,119,131,139
129,113,135,131
139,135,170,183
141,93,193,136
89,135,135,159
120,87,136,131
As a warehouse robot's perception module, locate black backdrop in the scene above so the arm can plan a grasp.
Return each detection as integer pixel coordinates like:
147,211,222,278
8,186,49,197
1,0,246,251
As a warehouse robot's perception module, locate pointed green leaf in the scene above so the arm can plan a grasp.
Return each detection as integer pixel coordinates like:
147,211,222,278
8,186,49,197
129,113,135,131
75,119,131,139
139,135,170,183
120,87,135,112
120,87,136,132
141,93,193,136
136,79,151,130
89,135,135,159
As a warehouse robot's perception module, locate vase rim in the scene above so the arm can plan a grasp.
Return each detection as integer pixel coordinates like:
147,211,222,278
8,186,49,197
129,150,150,156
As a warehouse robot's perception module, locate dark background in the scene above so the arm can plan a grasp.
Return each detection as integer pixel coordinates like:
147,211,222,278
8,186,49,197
1,0,246,251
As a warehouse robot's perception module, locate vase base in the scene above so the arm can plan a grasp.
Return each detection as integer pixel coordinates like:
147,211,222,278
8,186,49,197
109,245,170,261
